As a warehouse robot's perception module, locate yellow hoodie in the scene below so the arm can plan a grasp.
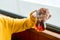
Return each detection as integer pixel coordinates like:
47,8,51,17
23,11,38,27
0,11,37,40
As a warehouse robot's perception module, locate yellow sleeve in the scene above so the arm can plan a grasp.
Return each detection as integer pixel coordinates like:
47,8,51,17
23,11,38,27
12,17,36,33
0,11,37,34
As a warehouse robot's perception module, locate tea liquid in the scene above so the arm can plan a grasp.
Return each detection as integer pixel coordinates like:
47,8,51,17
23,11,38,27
35,20,45,32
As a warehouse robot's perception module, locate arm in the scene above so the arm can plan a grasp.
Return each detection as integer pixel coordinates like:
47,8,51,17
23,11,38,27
0,11,37,34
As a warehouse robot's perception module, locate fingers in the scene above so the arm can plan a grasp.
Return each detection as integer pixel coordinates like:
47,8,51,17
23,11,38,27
48,14,51,19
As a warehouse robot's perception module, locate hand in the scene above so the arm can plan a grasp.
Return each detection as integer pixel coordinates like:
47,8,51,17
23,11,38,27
30,11,37,22
32,8,51,22
38,8,51,22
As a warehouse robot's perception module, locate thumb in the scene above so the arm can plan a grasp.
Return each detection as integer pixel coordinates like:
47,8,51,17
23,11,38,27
30,11,37,22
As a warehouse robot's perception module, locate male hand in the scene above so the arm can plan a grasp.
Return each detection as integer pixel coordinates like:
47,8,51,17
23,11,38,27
32,8,51,22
